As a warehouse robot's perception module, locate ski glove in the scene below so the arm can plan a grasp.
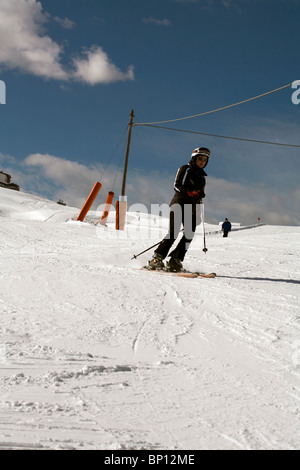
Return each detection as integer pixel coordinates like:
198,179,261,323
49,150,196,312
187,190,201,198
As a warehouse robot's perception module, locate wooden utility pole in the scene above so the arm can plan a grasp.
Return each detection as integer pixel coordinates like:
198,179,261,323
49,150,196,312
121,109,135,197
116,109,134,230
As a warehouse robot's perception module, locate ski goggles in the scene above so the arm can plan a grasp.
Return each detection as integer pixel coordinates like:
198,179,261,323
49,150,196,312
196,155,208,162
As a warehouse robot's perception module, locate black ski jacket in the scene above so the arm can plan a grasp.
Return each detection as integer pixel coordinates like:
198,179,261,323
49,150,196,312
222,221,232,232
170,163,207,208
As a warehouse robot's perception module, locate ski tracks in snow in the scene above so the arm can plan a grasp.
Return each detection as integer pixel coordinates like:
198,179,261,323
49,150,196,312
131,277,192,357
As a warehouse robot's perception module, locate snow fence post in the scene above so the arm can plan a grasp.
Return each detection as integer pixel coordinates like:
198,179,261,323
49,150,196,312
116,195,127,230
76,182,102,222
99,191,114,226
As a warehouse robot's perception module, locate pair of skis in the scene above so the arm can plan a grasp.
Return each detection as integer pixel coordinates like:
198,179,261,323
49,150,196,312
142,267,216,279
175,271,216,279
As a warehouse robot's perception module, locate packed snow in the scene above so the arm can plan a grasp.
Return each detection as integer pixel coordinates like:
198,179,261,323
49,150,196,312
0,187,299,450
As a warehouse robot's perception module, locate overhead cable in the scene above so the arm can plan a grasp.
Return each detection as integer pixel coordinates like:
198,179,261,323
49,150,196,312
135,124,300,148
134,83,293,125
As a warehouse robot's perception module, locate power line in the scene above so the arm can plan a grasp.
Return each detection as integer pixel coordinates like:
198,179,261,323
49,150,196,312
99,126,128,181
134,123,300,148
134,82,293,125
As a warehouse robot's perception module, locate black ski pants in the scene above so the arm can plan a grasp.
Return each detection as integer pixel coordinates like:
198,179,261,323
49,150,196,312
155,203,197,261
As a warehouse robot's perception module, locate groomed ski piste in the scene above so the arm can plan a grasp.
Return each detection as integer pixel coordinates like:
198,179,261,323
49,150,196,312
0,187,299,450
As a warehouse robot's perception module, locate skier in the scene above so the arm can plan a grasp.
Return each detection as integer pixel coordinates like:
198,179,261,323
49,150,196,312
148,147,210,272
222,218,231,237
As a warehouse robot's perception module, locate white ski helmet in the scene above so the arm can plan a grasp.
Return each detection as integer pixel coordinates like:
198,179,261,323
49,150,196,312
190,147,210,167
191,147,211,159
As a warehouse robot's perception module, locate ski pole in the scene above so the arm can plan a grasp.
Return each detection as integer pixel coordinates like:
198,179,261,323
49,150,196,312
201,203,208,253
131,228,184,260
131,240,162,260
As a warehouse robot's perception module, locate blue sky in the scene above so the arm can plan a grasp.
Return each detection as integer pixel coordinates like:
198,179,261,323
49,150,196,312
0,0,299,225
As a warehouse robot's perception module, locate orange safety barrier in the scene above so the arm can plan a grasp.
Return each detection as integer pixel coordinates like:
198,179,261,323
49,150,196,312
99,191,114,226
116,196,127,230
76,182,102,222
115,200,120,230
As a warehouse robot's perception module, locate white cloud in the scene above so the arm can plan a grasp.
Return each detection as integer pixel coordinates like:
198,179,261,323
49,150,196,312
206,177,299,226
22,153,170,210
0,0,134,85
53,16,76,30
142,17,171,26
0,0,67,80
0,152,17,165
24,153,95,184
72,46,134,85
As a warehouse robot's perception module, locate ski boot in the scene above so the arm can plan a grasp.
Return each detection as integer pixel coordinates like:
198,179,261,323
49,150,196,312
148,253,165,270
166,257,184,273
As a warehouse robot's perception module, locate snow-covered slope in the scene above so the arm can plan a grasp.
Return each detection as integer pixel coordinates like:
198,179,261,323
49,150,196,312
0,187,299,450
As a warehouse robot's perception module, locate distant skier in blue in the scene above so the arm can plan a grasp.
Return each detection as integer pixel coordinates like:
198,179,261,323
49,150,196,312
222,218,231,237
